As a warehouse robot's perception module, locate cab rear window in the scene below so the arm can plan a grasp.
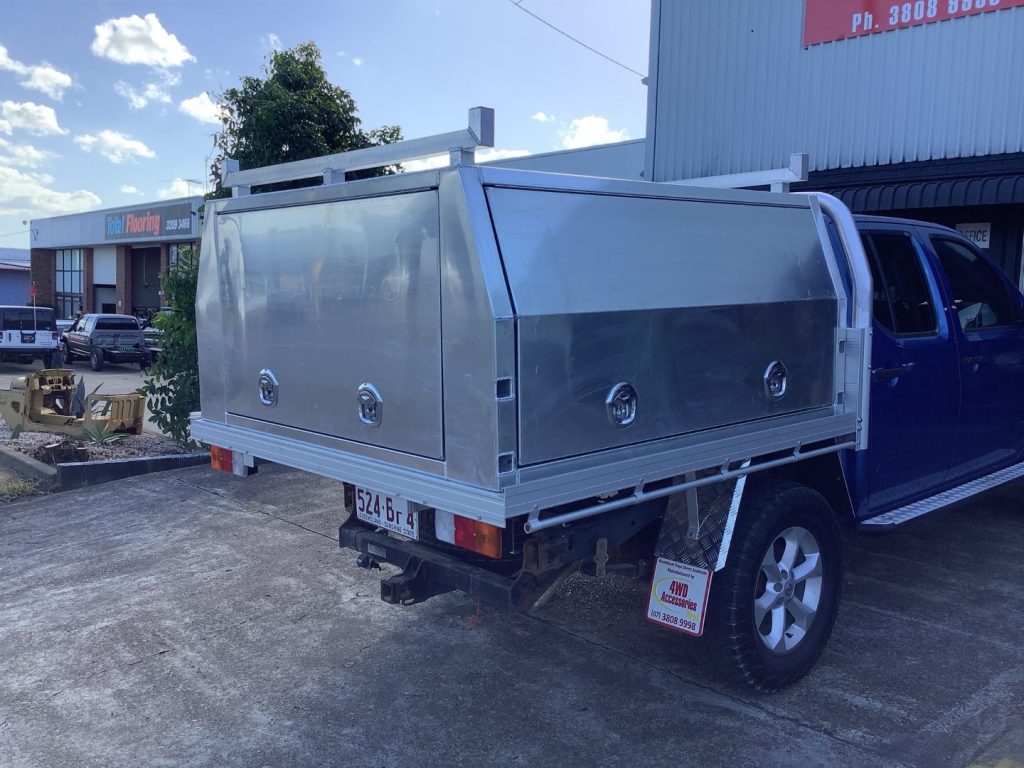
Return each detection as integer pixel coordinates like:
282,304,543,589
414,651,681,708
2,308,56,331
95,318,140,331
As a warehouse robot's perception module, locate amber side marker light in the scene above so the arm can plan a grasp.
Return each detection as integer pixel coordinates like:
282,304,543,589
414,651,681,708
210,445,234,473
454,516,502,559
434,509,503,559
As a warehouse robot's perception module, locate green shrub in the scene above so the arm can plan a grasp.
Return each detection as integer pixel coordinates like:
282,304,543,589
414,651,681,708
139,249,200,448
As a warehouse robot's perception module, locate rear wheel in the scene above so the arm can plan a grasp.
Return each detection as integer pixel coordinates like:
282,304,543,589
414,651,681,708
90,347,105,372
701,481,843,691
62,345,74,364
42,352,55,369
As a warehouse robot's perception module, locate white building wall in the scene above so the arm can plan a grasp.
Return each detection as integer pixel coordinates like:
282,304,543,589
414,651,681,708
646,0,1024,181
93,246,116,284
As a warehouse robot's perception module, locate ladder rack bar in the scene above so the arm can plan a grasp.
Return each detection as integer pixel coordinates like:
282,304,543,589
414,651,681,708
222,106,494,193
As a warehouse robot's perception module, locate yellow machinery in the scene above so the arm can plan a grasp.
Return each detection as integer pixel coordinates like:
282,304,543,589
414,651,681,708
0,369,144,436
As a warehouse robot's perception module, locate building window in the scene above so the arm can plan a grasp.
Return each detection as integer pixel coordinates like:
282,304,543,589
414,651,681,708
55,248,84,319
168,242,197,269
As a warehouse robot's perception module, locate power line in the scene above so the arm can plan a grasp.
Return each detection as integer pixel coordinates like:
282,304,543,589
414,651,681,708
508,0,646,80
0,228,28,238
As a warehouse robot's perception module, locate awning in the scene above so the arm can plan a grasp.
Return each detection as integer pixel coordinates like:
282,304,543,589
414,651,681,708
826,174,1024,213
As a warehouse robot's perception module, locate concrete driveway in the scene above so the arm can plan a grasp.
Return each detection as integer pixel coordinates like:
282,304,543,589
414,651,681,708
1,463,1023,767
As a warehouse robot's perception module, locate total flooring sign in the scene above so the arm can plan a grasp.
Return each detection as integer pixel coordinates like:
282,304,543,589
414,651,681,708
105,203,194,241
804,0,1024,46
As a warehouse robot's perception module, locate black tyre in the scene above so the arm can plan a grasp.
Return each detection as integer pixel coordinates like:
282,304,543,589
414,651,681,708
90,347,105,372
42,352,55,369
62,345,74,364
702,481,843,691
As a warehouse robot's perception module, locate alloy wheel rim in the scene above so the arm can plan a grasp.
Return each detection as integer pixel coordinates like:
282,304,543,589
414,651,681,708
753,525,823,654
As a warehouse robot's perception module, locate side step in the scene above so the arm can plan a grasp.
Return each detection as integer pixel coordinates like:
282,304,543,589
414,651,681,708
858,460,1024,534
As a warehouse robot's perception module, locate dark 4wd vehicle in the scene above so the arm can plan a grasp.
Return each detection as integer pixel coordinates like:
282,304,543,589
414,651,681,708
61,314,151,371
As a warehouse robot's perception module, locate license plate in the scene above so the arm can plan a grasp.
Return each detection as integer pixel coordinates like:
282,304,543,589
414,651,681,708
354,487,418,540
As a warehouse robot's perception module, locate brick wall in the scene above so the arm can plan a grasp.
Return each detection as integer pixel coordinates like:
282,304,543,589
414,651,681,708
30,249,55,308
115,244,131,313
83,247,94,312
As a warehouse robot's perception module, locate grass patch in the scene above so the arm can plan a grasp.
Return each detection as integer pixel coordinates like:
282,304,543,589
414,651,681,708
0,479,42,501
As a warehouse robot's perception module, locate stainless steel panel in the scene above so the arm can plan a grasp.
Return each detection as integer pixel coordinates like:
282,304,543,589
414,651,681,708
191,408,857,527
486,188,835,315
217,190,444,459
485,185,838,465
197,212,228,423
437,168,516,489
516,301,837,465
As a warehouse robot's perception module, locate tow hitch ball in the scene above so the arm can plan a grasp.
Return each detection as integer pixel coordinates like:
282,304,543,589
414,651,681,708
355,553,380,570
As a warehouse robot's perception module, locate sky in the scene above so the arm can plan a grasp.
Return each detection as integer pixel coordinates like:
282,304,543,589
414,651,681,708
0,0,651,249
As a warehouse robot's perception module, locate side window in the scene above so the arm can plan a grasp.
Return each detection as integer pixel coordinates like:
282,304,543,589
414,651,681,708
931,238,1015,330
863,232,937,335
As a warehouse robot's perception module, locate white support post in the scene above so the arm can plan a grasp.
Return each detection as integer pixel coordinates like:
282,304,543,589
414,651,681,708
671,153,809,192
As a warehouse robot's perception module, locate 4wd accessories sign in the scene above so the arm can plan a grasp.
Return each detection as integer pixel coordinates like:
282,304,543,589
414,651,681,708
804,0,1024,46
104,202,194,241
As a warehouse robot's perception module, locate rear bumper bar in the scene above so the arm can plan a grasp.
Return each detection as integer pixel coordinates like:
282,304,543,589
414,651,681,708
339,519,543,611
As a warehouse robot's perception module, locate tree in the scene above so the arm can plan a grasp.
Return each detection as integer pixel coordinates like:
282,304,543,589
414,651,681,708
209,41,401,196
139,250,200,448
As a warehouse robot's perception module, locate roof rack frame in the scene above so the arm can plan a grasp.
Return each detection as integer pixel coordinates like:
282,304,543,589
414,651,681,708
221,106,495,197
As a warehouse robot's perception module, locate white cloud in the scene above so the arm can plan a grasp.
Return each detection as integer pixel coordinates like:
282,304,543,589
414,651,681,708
402,155,449,173
74,130,156,164
263,33,283,52
531,112,555,123
476,148,532,164
0,101,66,135
403,148,531,173
179,92,222,125
120,184,144,195
0,46,21,73
352,57,364,67
20,66,73,101
91,14,195,68
0,165,100,217
157,178,192,199
0,45,73,100
561,115,629,149
114,80,172,109
0,138,55,168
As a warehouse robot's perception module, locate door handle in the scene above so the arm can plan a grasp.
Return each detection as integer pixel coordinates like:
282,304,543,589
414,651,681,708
962,355,984,368
872,362,916,381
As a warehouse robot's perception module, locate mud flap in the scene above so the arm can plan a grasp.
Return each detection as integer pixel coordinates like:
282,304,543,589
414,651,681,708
646,474,747,636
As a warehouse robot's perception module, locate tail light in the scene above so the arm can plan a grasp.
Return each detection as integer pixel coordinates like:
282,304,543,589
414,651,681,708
51,332,58,340
434,509,502,559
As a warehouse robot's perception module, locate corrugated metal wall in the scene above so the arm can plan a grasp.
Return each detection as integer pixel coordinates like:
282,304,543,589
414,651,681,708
647,1,1024,181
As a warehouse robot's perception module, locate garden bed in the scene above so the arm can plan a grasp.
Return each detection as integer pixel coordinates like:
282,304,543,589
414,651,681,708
0,424,187,466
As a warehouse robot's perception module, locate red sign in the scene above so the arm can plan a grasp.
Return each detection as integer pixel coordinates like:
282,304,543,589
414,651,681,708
804,0,1024,46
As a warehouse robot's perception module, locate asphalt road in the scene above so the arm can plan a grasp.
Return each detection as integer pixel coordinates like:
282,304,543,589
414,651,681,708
1,463,1023,767
0,359,145,396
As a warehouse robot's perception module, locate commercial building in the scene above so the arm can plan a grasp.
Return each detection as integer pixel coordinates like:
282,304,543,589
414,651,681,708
29,197,202,319
645,0,1024,283
0,261,30,305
